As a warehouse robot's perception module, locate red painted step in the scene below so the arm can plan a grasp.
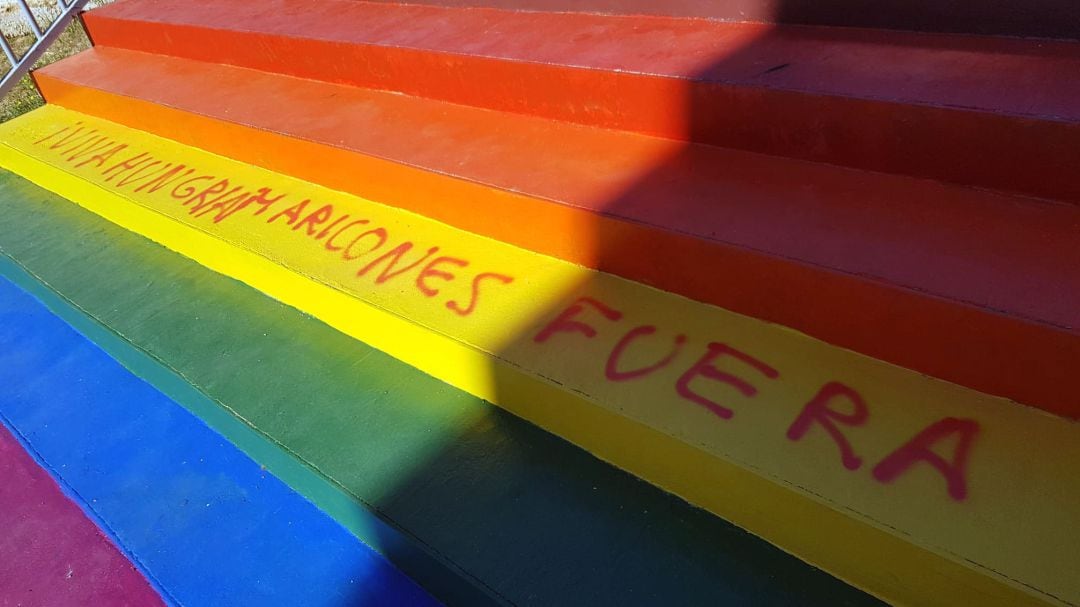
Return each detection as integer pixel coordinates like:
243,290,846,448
83,0,1080,203
355,0,1080,40
33,47,1080,419
0,423,166,607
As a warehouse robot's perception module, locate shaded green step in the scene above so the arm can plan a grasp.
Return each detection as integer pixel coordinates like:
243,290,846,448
0,169,880,606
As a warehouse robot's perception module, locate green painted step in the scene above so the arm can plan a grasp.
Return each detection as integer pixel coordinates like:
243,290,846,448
0,169,880,606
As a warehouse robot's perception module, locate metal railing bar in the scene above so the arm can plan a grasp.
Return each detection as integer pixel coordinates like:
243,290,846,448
14,0,45,39
0,32,17,69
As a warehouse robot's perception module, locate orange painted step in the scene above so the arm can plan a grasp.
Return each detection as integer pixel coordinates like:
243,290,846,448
34,47,1080,420
355,0,1080,39
82,0,1080,203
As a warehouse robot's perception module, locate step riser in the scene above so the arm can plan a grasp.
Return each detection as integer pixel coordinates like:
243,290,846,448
81,11,1080,203
355,0,1080,39
34,72,1080,419
1,106,1076,607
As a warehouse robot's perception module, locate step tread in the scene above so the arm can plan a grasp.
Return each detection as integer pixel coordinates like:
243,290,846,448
90,0,1080,123
38,48,1080,332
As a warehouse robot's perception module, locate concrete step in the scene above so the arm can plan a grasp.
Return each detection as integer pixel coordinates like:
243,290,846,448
0,166,881,607
80,0,1080,202
348,0,1080,39
32,47,1080,419
1,106,1076,606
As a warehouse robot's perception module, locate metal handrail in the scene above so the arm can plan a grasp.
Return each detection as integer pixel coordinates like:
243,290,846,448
0,0,91,98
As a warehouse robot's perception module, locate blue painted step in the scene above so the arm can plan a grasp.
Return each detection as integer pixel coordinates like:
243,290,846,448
0,277,440,607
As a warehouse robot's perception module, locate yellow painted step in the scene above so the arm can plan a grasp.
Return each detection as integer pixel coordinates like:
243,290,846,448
1,106,1075,607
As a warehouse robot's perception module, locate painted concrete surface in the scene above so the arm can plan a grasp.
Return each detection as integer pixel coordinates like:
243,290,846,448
0,423,165,607
33,47,1080,418
0,168,880,606
0,276,440,607
0,107,1074,606
81,0,1080,205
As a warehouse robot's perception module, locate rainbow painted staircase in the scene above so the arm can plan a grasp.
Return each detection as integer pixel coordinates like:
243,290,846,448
1,0,1078,605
